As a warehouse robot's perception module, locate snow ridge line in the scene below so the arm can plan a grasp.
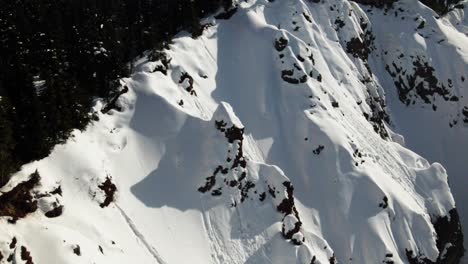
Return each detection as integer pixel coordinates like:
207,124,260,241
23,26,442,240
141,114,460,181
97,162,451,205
115,204,168,264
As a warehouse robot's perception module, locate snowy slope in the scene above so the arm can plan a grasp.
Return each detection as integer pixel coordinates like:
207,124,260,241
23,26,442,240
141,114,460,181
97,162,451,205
364,1,468,259
0,0,466,263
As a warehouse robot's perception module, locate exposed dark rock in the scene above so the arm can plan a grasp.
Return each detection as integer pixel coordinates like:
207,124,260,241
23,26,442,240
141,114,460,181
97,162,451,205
379,196,389,209
21,246,34,264
149,51,172,75
268,185,277,198
211,188,222,196
292,235,304,245
229,180,238,187
101,86,129,114
240,181,255,202
227,129,247,169
224,125,244,144
238,171,247,182
275,37,288,52
276,181,303,243
198,176,216,193
353,149,363,159
335,18,345,29
293,63,302,71
205,121,309,249
200,120,247,196
282,69,301,84
308,53,315,65
406,249,431,264
0,170,40,221
303,12,312,23
313,145,325,155
366,95,390,139
346,32,375,61
386,57,453,106
433,209,464,263
310,255,317,263
98,177,117,208
462,106,468,123
277,182,296,215
179,72,197,96
73,245,81,256
405,208,465,264
282,220,302,240
45,205,63,218
10,237,17,249
215,120,228,131
50,185,62,196
200,23,214,36
417,20,426,29
299,75,308,83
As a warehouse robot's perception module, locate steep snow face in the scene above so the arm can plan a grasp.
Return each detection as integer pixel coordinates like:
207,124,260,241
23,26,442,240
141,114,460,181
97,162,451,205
0,0,466,263
363,0,468,258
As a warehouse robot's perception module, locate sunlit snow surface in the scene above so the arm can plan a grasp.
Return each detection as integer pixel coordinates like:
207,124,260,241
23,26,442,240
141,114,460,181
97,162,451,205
1,0,467,263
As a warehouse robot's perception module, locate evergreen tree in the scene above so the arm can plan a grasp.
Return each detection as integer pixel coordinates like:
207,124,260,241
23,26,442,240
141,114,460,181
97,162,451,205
0,97,16,186
0,0,227,187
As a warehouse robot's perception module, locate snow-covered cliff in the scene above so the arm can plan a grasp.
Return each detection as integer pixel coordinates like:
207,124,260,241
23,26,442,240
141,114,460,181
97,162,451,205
0,0,466,263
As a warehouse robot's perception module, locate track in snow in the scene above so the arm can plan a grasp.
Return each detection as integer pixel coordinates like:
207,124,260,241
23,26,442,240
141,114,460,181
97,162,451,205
116,204,168,264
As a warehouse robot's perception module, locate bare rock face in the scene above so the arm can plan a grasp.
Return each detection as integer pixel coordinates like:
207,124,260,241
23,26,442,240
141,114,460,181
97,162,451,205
406,209,464,264
0,171,40,223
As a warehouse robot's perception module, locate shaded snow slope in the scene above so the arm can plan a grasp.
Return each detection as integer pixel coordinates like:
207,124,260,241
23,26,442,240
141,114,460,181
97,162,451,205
0,0,466,263
362,0,468,258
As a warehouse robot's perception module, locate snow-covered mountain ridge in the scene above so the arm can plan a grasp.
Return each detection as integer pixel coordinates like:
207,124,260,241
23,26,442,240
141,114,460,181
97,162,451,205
0,0,467,263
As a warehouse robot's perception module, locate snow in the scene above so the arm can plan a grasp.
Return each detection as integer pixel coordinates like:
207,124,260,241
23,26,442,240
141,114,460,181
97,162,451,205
1,0,466,263
365,0,468,257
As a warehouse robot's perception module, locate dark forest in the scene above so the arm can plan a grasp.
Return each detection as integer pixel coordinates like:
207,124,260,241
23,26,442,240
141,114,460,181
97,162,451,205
0,0,232,186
